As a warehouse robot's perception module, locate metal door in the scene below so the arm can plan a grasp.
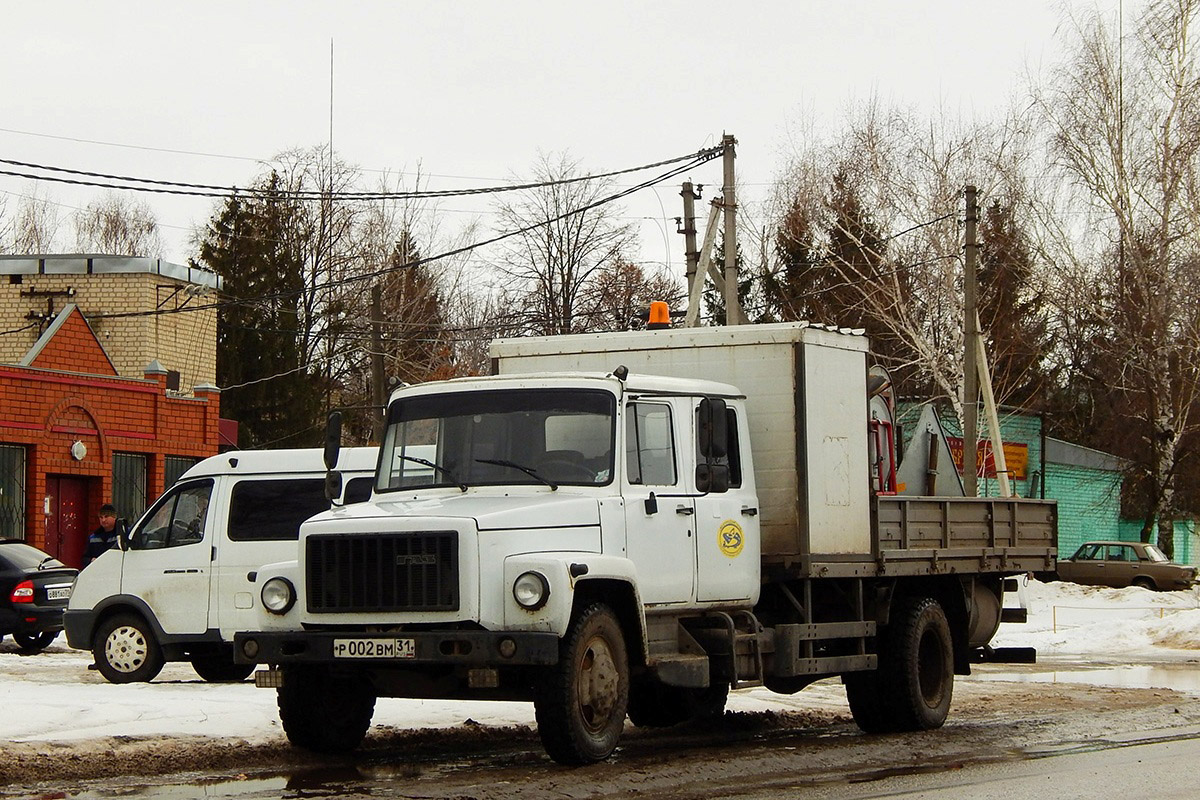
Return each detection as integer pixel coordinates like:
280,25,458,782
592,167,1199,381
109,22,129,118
46,476,89,568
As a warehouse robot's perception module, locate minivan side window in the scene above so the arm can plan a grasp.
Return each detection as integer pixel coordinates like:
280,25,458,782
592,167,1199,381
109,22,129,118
131,481,214,550
228,478,328,541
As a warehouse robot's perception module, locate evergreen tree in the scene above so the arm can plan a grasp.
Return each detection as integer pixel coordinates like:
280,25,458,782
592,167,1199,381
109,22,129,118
194,174,324,448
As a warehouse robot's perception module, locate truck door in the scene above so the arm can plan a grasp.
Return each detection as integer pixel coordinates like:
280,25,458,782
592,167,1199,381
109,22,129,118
692,400,760,602
624,399,695,604
121,480,214,635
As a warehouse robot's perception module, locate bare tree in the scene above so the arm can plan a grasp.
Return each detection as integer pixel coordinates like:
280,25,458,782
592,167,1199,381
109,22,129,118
767,100,1039,425
6,187,63,253
493,152,638,335
73,192,162,255
1033,0,1200,556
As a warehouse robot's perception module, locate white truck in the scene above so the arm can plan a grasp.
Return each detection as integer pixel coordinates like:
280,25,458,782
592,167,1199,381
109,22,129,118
234,323,1056,764
64,447,377,683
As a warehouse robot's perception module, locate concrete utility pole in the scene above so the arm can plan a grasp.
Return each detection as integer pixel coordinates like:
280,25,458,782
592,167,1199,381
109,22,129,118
963,185,979,497
371,284,386,443
680,181,701,308
722,134,740,325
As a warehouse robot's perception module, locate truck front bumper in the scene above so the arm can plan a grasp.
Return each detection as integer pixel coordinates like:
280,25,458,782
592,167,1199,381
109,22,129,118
233,629,560,667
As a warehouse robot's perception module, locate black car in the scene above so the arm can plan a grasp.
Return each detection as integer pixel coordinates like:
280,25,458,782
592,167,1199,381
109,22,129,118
0,539,77,653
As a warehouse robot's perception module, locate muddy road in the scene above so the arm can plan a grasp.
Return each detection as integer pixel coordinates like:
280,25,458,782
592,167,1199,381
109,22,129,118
4,663,1200,800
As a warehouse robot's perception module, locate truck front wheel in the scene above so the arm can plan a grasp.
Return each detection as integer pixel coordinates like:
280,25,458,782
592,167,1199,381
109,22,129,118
535,603,630,764
94,613,165,684
885,596,954,731
277,665,376,753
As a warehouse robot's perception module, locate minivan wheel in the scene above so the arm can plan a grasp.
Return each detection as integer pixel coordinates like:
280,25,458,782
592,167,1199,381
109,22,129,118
191,654,255,683
95,613,165,684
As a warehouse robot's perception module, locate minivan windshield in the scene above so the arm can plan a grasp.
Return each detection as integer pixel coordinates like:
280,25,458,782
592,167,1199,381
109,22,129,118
377,389,616,492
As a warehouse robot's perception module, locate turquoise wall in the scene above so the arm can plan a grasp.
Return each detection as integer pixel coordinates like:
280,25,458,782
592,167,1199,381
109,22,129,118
1044,463,1123,558
1117,518,1198,566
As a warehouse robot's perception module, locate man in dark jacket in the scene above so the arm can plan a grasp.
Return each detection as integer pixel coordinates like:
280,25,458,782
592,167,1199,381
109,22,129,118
83,504,125,567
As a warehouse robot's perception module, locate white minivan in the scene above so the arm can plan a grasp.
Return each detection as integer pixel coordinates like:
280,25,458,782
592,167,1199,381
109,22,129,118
64,447,377,683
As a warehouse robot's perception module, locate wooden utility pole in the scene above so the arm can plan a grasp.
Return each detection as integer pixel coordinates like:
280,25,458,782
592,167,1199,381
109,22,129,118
680,181,701,309
963,185,979,497
721,134,740,325
371,284,386,443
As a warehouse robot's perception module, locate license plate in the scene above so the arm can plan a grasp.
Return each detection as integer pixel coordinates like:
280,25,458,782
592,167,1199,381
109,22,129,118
332,638,416,659
46,586,71,601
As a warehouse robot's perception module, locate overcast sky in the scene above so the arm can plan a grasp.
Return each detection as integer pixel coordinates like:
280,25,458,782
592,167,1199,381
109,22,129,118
1,1,1095,279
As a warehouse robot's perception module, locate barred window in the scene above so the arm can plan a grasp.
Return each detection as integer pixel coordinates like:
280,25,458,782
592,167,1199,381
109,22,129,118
165,456,201,488
112,452,148,523
0,444,27,540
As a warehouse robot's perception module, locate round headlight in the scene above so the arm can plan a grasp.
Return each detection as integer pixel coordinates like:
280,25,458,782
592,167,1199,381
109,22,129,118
513,571,549,611
261,577,296,615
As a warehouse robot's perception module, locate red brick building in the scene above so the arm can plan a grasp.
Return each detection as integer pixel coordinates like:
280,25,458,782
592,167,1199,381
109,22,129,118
0,303,220,567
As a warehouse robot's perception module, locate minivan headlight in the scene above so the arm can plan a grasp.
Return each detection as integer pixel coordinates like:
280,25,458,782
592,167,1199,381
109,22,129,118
513,571,549,610
261,577,296,615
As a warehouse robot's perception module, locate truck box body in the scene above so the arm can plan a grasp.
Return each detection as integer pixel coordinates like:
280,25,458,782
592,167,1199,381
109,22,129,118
491,322,1055,579
492,322,872,562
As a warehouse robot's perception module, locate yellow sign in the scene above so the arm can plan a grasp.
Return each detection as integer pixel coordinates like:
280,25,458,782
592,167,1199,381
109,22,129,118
718,520,744,558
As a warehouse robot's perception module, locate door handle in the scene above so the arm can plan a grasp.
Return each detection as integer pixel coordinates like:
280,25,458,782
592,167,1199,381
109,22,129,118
741,506,759,516
676,505,694,516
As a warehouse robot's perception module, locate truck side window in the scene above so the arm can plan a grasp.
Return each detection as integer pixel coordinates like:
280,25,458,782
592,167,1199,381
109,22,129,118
696,406,742,488
131,480,214,550
228,478,328,541
626,402,677,486
343,477,373,504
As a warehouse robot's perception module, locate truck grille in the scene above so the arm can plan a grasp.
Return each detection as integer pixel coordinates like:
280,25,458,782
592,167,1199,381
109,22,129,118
306,531,459,613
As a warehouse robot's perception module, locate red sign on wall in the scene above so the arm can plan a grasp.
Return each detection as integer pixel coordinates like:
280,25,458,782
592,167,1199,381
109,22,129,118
945,436,1029,480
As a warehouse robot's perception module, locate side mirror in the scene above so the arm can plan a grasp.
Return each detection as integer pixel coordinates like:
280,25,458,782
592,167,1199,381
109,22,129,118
324,412,343,471
698,397,729,459
695,463,730,494
325,470,344,503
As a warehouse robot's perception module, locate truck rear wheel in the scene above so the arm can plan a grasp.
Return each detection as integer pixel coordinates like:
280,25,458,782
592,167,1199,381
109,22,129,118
277,665,376,753
884,596,954,731
535,603,629,764
843,670,896,733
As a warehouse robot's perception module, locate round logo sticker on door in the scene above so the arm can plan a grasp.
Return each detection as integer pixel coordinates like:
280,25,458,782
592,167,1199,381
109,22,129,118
718,520,744,558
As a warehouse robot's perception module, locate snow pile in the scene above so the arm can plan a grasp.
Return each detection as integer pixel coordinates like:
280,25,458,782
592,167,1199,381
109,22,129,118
1,579,1196,748
992,578,1200,656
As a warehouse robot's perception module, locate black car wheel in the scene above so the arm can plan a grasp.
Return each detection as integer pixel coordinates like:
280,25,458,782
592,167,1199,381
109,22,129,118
14,631,58,653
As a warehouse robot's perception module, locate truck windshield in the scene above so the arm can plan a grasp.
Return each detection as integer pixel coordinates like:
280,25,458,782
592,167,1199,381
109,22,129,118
377,388,616,492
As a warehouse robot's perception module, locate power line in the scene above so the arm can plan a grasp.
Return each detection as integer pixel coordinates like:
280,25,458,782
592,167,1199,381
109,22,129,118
80,151,716,324
0,148,722,201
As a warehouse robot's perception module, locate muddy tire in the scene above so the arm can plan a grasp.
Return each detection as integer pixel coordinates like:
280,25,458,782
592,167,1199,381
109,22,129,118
190,654,255,683
628,679,728,727
535,603,630,764
1132,576,1156,591
277,665,375,753
94,613,165,684
884,596,954,731
14,631,58,653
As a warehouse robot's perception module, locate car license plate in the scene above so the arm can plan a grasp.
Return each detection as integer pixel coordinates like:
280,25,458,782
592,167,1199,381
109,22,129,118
46,586,71,601
332,638,416,659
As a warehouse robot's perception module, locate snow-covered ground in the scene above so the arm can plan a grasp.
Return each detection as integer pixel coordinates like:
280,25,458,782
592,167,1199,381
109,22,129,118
0,579,1196,747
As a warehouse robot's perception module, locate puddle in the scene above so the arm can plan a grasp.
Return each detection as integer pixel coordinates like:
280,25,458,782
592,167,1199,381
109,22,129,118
970,663,1200,693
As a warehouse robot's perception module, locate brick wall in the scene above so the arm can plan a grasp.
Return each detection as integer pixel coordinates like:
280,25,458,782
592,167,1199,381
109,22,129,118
0,273,217,392
0,363,219,556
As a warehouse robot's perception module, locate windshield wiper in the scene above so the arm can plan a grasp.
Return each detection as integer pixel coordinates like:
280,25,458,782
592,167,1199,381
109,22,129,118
397,454,467,492
475,458,558,491
38,556,56,570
